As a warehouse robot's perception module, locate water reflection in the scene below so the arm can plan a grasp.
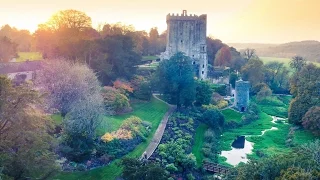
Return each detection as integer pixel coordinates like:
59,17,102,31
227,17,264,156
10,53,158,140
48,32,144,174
221,137,254,166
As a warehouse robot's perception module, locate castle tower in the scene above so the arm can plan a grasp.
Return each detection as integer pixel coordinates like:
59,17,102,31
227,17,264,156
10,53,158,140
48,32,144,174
160,10,208,79
234,79,250,112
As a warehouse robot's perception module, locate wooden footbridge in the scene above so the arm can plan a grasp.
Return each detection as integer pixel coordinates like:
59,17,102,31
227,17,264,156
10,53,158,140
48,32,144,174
203,161,230,175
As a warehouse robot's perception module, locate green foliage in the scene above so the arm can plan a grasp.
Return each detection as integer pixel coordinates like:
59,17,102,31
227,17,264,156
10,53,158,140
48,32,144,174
227,141,320,180
229,72,238,88
165,163,178,172
241,58,265,86
195,80,213,106
289,64,320,125
277,167,320,180
91,35,142,85
101,86,131,115
0,76,58,179
155,52,195,107
290,56,307,72
222,109,243,123
121,157,167,180
131,76,152,101
200,108,225,132
264,61,290,94
0,36,17,62
256,85,272,100
302,106,320,136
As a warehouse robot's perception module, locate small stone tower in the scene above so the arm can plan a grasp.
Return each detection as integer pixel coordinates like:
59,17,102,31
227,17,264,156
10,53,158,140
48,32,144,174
234,79,250,112
160,10,208,79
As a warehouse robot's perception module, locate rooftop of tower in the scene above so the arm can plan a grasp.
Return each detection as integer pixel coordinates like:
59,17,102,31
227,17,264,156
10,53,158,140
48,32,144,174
166,10,207,22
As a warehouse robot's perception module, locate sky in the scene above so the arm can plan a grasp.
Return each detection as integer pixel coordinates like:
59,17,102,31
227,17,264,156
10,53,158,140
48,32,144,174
1,0,320,43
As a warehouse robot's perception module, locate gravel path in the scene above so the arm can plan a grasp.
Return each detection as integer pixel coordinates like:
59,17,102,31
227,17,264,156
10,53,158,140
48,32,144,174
141,94,176,159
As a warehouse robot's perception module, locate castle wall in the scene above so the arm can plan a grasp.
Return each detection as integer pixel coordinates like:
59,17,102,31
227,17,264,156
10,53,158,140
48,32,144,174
161,11,208,79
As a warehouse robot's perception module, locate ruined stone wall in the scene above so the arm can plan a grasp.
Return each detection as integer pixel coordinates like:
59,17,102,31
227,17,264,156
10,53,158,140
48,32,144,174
161,10,208,79
234,80,250,112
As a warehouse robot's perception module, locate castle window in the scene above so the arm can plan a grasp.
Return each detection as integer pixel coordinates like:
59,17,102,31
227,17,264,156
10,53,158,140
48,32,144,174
202,64,204,68
192,55,194,57
181,40,183,43
202,47,205,51
202,71,204,74
192,61,195,65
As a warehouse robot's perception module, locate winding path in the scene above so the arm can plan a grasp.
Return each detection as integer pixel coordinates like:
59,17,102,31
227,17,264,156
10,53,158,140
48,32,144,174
140,94,176,159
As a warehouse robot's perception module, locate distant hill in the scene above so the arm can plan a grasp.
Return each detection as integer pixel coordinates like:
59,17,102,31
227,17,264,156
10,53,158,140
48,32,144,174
227,40,320,63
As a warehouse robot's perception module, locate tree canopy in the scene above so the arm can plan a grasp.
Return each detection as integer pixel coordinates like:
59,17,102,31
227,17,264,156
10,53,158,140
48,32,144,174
155,52,195,107
0,76,58,179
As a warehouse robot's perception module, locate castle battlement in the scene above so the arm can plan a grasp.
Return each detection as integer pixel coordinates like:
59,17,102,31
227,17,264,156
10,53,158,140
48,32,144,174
162,10,208,79
166,10,206,22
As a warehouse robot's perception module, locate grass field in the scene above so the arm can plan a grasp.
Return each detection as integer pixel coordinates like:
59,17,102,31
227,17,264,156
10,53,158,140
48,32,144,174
53,97,169,180
16,52,42,62
254,96,291,118
222,109,243,123
260,56,320,67
142,56,159,61
192,124,208,167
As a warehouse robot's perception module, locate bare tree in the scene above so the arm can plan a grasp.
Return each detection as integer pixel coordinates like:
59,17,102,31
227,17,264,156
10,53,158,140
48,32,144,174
242,48,256,61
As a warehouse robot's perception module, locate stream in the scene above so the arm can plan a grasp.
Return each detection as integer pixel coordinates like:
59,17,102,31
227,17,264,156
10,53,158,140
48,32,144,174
220,116,287,166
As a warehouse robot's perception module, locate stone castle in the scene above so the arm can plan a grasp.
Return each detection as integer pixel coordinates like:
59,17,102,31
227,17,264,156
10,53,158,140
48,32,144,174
160,10,208,79
234,79,250,112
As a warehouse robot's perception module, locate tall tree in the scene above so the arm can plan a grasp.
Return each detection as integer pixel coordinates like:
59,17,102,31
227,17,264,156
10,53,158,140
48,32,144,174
0,36,17,62
156,52,195,107
91,34,141,85
35,60,104,161
290,56,306,72
214,46,231,67
242,48,256,61
0,76,58,179
288,63,320,124
264,61,290,93
35,9,94,61
302,106,320,136
206,37,224,66
148,27,160,55
241,58,264,86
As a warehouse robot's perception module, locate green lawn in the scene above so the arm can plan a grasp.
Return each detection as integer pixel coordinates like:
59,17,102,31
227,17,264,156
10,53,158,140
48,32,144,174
16,52,42,62
222,109,243,123
53,97,169,180
260,57,292,67
254,96,291,118
220,112,274,151
142,56,158,61
51,114,63,125
192,124,208,167
260,56,320,67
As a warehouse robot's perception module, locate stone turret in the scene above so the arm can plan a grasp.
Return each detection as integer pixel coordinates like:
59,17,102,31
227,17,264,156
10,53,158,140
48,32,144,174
234,79,250,112
160,10,208,79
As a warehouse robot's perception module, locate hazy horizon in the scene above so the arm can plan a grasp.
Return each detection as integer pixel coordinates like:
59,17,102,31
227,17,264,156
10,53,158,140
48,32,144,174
1,0,320,44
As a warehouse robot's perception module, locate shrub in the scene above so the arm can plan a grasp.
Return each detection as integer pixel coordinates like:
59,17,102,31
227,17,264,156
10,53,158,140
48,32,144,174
101,133,114,142
302,106,320,136
187,173,195,180
76,164,86,171
101,86,131,114
166,163,178,172
204,129,215,142
216,100,228,109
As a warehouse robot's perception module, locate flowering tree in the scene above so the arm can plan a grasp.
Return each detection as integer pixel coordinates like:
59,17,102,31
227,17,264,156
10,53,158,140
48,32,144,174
35,60,104,161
